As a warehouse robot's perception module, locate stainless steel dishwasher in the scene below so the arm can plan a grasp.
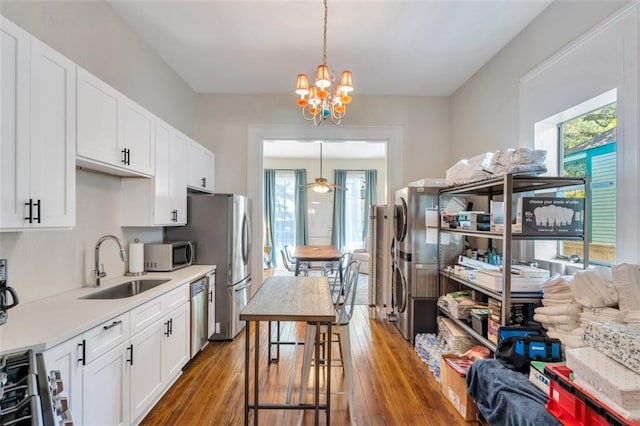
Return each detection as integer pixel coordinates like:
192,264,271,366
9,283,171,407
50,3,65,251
190,276,209,357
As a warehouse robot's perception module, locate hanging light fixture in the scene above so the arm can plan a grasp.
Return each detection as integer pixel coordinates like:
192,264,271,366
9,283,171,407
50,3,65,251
304,142,346,192
295,0,353,126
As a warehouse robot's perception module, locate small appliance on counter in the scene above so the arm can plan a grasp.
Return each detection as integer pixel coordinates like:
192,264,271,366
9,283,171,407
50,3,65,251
143,241,195,272
0,259,19,326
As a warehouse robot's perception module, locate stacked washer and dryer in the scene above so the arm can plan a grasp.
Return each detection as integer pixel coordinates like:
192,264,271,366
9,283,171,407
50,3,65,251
392,184,462,343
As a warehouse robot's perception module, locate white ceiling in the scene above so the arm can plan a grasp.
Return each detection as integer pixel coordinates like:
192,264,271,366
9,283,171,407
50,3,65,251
108,0,552,96
264,140,386,159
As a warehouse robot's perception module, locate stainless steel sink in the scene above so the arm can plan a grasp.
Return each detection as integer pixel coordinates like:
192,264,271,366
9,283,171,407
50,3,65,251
80,279,170,300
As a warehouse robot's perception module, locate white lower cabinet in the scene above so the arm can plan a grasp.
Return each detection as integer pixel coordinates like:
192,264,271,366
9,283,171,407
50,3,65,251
129,320,164,423
83,342,130,426
41,337,84,423
162,302,190,383
42,282,194,425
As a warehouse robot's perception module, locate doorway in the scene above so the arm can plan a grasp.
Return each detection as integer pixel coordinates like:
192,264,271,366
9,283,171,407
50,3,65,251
247,125,403,311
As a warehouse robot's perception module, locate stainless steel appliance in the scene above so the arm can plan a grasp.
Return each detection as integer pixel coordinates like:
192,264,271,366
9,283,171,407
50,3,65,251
392,185,462,342
0,259,19,326
144,241,194,271
190,276,209,357
0,349,73,426
166,194,252,340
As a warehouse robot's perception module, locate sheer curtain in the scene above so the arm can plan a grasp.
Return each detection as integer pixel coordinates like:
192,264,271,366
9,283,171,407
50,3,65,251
331,170,348,250
363,170,378,237
294,169,309,245
263,169,276,267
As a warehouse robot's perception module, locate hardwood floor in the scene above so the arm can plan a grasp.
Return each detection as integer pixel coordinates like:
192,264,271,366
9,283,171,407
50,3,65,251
141,306,476,425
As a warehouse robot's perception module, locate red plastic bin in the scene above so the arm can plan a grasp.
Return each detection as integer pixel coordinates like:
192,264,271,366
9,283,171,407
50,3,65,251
544,365,640,426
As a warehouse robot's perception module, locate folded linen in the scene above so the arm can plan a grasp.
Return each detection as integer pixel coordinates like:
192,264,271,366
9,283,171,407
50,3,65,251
580,307,625,324
546,328,587,349
571,268,619,307
535,303,582,316
612,263,640,313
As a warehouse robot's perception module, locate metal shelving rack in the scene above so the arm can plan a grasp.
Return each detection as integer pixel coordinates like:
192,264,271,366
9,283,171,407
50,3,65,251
437,174,589,351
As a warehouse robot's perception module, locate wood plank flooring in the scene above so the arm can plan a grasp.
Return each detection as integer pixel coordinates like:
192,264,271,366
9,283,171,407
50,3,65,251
141,306,476,425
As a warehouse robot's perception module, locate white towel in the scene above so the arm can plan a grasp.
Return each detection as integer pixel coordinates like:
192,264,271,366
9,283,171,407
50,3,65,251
612,264,640,313
535,304,582,316
580,307,626,324
571,268,619,307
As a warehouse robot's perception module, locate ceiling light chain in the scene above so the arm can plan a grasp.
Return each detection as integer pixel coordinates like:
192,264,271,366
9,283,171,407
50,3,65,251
295,0,354,126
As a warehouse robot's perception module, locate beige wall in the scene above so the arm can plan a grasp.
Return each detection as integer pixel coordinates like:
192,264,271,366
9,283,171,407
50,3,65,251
449,0,627,159
196,94,450,195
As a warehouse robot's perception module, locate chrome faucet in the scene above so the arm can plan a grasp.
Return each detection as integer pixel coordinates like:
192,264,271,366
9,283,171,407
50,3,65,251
94,235,128,287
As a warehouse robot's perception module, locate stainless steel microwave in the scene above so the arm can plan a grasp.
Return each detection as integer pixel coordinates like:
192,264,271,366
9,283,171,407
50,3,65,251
144,241,194,271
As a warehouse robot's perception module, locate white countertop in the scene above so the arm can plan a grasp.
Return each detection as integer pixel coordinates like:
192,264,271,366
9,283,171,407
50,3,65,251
0,265,215,354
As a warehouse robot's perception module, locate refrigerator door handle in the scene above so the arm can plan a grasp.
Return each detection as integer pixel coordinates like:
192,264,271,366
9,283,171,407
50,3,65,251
241,214,251,266
233,278,252,292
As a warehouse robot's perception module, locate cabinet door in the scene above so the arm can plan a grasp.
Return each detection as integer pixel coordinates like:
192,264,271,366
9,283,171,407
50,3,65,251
82,343,130,426
129,321,164,423
77,67,119,166
207,273,216,339
0,17,30,229
186,139,215,193
29,37,76,228
119,97,155,176
153,119,173,225
162,302,190,382
42,338,84,423
169,131,187,224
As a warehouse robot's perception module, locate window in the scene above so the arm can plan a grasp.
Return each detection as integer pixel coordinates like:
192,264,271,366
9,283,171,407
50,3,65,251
534,90,617,266
560,103,617,265
344,171,366,251
273,170,296,266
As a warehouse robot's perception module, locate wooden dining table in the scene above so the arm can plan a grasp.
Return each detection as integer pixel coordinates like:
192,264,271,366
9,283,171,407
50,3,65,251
292,245,342,276
240,276,336,425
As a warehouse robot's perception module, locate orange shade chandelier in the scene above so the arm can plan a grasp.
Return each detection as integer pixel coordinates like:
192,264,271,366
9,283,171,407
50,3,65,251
295,0,353,126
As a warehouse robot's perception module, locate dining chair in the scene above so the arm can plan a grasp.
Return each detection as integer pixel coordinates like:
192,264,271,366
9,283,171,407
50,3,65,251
327,252,353,305
299,259,360,424
285,244,322,275
280,249,308,276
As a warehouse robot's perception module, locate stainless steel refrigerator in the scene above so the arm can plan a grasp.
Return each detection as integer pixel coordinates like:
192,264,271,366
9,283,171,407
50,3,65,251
166,194,252,340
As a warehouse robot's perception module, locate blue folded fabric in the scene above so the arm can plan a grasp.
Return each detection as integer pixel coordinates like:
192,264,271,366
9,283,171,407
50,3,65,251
466,359,561,426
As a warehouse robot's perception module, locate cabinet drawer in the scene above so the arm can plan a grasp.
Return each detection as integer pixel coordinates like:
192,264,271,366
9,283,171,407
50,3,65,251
164,283,189,311
130,296,164,336
84,312,130,364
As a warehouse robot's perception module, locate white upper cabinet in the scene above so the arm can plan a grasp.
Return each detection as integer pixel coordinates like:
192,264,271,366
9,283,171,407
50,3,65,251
186,138,215,193
121,118,186,226
77,67,155,177
1,17,76,231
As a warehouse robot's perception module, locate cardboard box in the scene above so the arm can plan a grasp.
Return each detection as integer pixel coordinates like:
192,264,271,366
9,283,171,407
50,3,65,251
491,197,585,235
520,197,585,236
440,354,479,421
487,319,500,345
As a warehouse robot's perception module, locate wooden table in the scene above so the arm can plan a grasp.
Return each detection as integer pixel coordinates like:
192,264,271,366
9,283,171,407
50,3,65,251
292,245,342,276
240,276,336,425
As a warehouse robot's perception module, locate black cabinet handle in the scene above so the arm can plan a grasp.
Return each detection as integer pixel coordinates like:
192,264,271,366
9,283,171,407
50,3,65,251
121,149,128,165
77,340,86,366
164,320,171,337
34,199,41,223
103,320,122,331
209,290,213,303
201,177,206,188
24,199,33,223
169,318,173,336
127,344,134,365
171,209,178,222
126,148,131,165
